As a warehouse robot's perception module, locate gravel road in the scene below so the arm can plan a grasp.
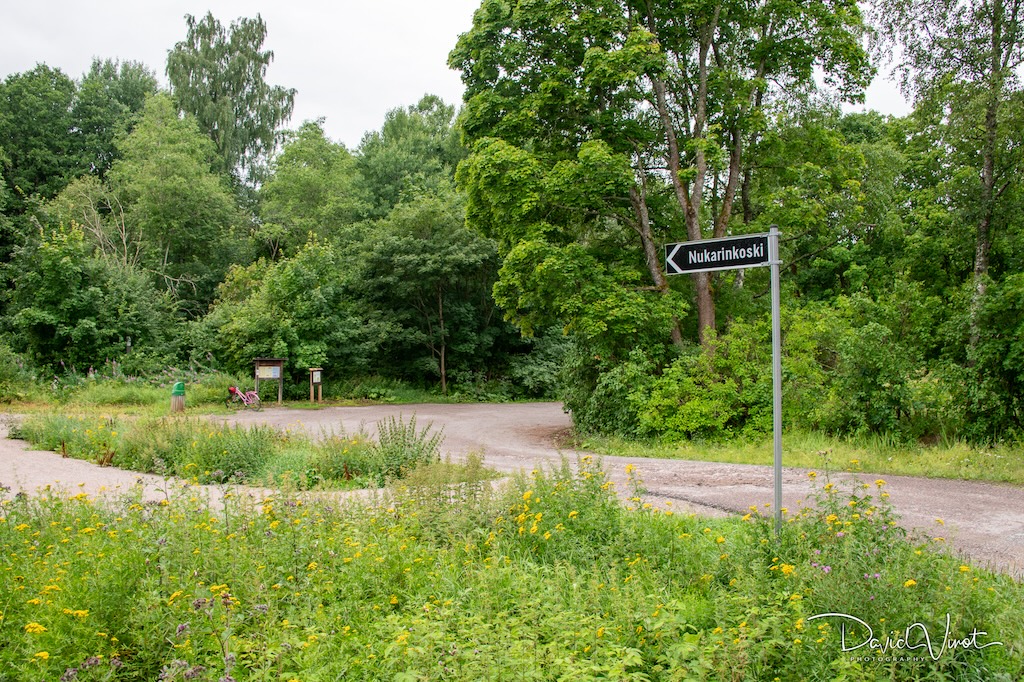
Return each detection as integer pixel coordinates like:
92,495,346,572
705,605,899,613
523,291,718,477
3,403,1022,578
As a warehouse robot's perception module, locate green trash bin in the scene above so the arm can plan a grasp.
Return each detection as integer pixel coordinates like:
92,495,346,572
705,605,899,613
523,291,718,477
171,381,185,412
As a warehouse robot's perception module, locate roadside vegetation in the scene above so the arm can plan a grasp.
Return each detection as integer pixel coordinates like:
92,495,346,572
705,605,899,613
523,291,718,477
10,405,448,491
583,431,1024,487
0,457,1020,681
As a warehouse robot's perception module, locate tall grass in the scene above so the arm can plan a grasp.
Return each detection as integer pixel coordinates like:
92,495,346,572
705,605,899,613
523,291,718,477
12,412,448,490
0,459,1019,681
583,428,1024,485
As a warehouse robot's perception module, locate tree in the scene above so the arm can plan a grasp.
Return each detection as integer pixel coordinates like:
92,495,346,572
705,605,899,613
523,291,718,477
199,240,395,380
5,224,175,369
349,188,502,394
70,59,158,179
451,0,873,348
873,0,1024,345
258,120,368,258
357,95,465,217
0,65,78,204
109,94,244,315
166,12,296,187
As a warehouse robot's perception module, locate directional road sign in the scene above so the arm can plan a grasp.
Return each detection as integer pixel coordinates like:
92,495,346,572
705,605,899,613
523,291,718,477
664,227,786,535
664,233,770,275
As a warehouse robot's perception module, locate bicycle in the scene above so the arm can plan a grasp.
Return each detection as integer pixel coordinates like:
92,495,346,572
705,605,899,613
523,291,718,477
226,386,262,411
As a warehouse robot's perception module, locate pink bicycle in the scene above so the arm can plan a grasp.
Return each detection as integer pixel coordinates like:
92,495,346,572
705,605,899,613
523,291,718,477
226,386,262,411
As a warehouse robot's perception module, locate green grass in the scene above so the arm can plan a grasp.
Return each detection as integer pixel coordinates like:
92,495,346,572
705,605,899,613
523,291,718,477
581,429,1024,485
11,411,446,491
0,458,1020,681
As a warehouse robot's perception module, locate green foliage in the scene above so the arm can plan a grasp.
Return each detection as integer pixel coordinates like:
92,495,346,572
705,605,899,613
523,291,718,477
70,59,158,180
348,188,506,393
166,11,296,187
561,346,657,438
962,273,1024,441
627,300,962,443
357,95,464,217
110,93,245,314
0,340,39,403
5,224,176,370
368,415,444,485
308,416,446,488
198,238,394,383
0,458,1020,680
0,65,79,203
14,408,445,492
257,120,368,257
14,414,278,483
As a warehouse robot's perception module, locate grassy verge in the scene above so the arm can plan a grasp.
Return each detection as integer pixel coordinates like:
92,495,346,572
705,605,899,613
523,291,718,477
581,429,1024,486
0,458,1020,681
10,412,450,490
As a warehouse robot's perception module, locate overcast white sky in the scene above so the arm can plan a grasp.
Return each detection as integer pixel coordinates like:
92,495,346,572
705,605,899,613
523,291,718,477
1,1,909,150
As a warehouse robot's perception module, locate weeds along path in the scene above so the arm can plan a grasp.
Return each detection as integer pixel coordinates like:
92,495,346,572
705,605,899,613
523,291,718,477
221,402,1024,578
0,421,370,511
1,404,1022,577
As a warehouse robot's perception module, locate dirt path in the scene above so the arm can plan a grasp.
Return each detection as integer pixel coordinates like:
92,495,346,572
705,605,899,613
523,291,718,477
3,403,1022,577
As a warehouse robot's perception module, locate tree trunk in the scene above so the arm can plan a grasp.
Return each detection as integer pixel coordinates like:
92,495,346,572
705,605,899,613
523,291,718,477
437,286,448,395
969,3,1006,349
644,1,721,347
630,184,684,347
650,74,716,346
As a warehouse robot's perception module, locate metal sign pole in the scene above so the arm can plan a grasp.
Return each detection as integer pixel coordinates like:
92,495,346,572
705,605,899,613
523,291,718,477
769,225,783,536
662,228,783,534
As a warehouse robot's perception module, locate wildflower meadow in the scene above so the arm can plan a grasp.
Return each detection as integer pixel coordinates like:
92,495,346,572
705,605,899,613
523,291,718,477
0,451,1021,681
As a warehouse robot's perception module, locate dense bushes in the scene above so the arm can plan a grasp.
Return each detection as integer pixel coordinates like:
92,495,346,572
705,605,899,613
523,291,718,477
569,296,986,444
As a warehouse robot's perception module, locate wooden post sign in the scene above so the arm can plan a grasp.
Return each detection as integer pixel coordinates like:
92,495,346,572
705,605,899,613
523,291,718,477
254,358,285,405
309,367,323,404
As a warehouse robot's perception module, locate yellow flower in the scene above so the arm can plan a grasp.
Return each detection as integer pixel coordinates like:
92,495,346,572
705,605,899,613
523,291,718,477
807,471,817,479
24,622,47,634
389,595,399,605
522,491,533,501
903,579,917,588
33,651,49,660
875,479,886,487
780,564,795,576
568,510,578,519
625,463,636,474
959,565,971,573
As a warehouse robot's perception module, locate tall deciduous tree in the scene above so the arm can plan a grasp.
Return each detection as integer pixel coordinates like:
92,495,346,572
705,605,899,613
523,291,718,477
350,187,501,394
0,65,77,204
259,120,368,258
110,94,243,315
873,0,1024,345
166,12,296,187
357,95,465,217
451,0,872,347
70,59,158,179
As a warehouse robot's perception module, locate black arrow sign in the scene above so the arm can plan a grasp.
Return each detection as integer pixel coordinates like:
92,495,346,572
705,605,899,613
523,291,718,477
665,234,771,275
